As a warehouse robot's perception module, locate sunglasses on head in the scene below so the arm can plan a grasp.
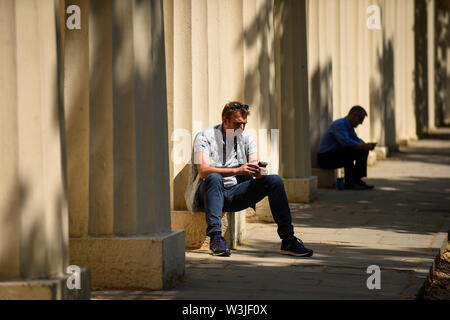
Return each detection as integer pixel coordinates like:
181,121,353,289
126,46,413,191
233,103,249,110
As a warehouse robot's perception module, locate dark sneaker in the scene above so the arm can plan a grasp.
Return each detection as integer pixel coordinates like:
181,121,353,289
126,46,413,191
280,237,313,257
210,235,231,257
356,180,374,189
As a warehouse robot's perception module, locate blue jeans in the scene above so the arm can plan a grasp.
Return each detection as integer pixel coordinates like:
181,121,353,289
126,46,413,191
198,173,295,240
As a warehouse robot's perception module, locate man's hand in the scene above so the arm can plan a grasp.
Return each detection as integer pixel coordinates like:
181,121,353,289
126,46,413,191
367,142,377,151
238,162,261,177
357,142,377,151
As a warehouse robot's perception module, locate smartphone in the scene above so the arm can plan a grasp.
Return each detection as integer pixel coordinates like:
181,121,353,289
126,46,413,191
258,161,268,168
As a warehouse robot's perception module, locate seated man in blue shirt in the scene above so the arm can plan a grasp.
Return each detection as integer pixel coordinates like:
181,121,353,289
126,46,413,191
317,106,377,190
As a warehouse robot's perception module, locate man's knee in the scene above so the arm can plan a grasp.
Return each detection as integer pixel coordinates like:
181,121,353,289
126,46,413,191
354,149,369,158
264,174,284,187
345,148,368,160
204,173,223,186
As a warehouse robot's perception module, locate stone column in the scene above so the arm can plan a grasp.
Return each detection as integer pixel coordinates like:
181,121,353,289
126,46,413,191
64,0,90,238
330,0,342,121
356,0,372,144
404,0,418,141
307,0,322,169
413,0,429,138
436,1,450,126
427,0,436,131
86,0,115,237
382,0,399,151
68,0,185,290
165,0,247,249
306,0,342,186
392,0,414,145
379,0,417,147
357,0,377,165
0,0,89,299
243,0,278,169
369,0,389,159
308,0,380,173
308,0,339,181
112,0,136,235
0,0,20,283
275,0,317,202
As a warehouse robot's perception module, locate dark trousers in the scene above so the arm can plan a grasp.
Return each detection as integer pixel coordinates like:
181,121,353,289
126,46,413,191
198,173,294,240
317,148,369,184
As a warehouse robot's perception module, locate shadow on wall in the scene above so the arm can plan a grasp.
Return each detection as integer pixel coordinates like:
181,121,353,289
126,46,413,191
379,37,397,151
414,0,429,138
308,37,397,162
1,0,67,281
435,1,450,127
172,164,190,211
241,0,277,132
62,0,171,233
309,24,399,165
309,61,333,168
414,0,450,135
0,181,23,281
172,1,279,211
370,36,395,149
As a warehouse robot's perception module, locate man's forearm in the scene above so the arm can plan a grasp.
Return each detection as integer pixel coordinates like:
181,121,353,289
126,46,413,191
355,142,371,151
198,166,238,179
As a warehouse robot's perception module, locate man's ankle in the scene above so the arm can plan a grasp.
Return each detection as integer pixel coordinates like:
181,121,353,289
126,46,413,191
209,231,221,239
281,233,296,242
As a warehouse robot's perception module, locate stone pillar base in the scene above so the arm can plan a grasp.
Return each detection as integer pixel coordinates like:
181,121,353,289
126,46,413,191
283,176,318,203
374,146,388,160
171,211,246,250
0,269,91,300
368,150,377,166
246,197,274,223
69,231,185,290
312,168,338,188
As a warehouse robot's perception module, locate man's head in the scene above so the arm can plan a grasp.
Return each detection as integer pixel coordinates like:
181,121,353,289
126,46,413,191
221,101,250,132
347,105,368,128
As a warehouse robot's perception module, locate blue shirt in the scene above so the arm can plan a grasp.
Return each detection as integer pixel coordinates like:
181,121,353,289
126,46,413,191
318,117,364,154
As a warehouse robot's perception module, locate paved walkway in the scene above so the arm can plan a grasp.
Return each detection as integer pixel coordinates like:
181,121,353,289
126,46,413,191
93,131,450,300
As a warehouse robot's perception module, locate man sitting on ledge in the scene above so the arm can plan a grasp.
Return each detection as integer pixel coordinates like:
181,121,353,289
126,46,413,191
185,101,313,257
317,105,376,190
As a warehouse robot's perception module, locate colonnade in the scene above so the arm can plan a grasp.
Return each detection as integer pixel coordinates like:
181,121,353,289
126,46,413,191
307,0,418,167
1,0,448,299
165,0,316,208
63,0,184,290
0,0,74,299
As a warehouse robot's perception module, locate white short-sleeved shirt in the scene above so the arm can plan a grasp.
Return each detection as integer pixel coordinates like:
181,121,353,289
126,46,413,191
193,124,258,187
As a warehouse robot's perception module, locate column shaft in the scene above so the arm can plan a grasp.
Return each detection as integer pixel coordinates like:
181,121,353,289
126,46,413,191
112,0,137,235
134,0,171,234
64,0,90,238
89,0,114,235
0,0,20,280
0,0,68,281
427,0,436,131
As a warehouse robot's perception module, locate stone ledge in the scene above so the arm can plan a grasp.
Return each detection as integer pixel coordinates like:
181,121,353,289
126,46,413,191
374,146,388,160
0,268,91,300
312,168,338,188
283,176,318,203
368,150,377,166
171,211,245,250
69,231,185,290
246,197,274,223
